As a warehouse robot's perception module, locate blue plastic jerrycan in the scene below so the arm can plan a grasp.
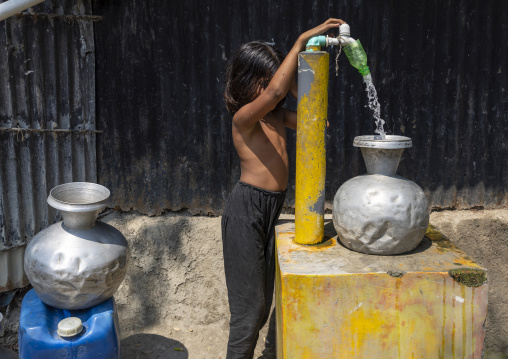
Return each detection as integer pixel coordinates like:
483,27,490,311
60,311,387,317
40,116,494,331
19,289,120,359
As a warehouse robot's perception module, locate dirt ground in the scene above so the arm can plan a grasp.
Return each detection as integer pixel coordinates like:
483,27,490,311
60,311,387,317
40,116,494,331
1,209,507,358
101,210,276,359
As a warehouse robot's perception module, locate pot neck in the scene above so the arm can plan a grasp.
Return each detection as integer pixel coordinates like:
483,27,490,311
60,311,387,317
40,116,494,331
47,182,110,230
60,210,99,230
360,148,404,176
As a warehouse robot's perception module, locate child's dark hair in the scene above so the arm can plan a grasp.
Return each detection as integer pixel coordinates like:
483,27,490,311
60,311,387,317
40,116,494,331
224,41,286,115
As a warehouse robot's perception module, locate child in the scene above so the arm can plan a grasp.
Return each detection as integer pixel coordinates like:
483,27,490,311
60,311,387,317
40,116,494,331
222,18,345,359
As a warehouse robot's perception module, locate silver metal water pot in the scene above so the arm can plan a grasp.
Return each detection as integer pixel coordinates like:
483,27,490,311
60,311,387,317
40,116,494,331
333,135,429,255
24,182,129,310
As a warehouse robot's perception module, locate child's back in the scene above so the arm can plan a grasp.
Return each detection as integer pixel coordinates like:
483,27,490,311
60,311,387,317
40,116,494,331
232,108,290,191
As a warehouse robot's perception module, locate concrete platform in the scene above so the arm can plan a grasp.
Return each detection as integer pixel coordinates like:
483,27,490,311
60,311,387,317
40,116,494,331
276,221,488,358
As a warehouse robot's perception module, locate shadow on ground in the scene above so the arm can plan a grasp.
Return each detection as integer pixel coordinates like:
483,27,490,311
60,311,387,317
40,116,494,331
122,333,188,359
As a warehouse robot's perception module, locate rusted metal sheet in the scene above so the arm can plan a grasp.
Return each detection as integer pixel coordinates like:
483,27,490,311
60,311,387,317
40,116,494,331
0,0,96,291
93,0,507,215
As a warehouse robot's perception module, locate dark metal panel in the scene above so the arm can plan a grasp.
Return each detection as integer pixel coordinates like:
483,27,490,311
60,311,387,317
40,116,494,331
94,0,234,215
94,0,508,215
0,0,96,268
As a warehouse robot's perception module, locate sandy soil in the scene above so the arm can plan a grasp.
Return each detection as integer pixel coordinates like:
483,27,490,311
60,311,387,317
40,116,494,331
103,210,277,359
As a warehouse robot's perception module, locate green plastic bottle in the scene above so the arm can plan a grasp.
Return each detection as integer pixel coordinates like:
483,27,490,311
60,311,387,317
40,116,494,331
343,40,370,76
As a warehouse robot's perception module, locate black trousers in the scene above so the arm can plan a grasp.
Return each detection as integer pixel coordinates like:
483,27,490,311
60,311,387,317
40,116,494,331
221,181,286,359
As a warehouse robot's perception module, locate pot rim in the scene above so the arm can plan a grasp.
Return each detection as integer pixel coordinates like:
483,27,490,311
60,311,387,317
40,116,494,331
353,135,412,149
47,182,110,213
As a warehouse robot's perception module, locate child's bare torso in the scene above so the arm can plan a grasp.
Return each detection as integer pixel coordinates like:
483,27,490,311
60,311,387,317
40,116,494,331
232,108,288,192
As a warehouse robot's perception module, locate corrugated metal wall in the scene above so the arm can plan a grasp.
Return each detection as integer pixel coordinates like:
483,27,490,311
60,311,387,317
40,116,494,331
0,0,97,291
93,0,508,216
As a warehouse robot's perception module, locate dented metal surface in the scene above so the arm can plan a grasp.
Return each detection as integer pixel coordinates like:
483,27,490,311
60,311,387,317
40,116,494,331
25,183,129,310
333,136,429,255
0,0,96,291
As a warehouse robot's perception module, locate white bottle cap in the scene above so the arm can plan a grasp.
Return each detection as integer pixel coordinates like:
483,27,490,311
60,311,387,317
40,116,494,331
58,317,83,337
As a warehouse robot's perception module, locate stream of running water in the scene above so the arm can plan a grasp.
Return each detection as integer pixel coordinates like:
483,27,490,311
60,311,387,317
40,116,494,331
362,73,386,139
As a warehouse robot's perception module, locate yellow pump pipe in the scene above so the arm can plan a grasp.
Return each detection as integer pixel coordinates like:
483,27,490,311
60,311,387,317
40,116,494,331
295,51,329,245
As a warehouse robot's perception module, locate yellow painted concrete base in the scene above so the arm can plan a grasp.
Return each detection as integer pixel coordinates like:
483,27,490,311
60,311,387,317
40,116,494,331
276,222,488,359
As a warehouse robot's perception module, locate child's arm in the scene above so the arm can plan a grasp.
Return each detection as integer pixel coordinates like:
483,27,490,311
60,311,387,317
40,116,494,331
233,18,344,132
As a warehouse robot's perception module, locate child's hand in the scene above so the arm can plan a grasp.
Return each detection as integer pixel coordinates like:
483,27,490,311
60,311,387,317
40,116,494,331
299,18,345,48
